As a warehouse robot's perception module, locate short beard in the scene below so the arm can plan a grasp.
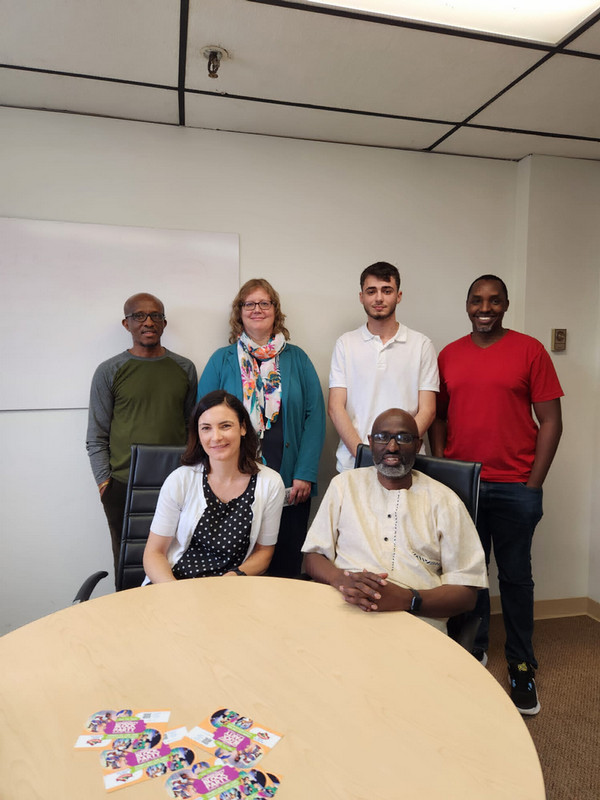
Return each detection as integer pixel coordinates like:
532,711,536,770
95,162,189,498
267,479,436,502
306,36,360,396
375,460,412,478
367,307,395,321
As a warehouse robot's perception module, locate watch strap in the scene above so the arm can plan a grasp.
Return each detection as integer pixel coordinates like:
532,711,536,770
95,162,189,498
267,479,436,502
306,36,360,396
408,588,422,614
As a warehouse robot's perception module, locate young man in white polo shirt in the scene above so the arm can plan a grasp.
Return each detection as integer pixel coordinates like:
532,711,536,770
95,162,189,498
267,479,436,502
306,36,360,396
328,262,439,472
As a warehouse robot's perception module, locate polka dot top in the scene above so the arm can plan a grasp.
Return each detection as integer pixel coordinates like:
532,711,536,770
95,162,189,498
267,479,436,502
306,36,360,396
172,471,257,580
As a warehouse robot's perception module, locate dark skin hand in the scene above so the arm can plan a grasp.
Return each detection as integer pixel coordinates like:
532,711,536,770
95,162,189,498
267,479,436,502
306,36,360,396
339,571,477,615
305,553,386,607
312,557,397,611
305,553,477,616
338,569,393,611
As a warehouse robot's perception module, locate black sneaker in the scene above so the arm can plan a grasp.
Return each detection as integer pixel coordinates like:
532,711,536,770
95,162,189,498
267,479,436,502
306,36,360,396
472,649,488,667
508,662,540,715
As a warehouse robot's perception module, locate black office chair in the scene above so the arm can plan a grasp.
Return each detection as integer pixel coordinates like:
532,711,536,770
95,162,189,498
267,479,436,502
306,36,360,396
74,444,185,602
354,444,482,651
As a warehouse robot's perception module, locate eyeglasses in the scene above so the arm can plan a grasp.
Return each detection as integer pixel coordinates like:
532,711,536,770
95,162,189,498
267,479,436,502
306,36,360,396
125,312,165,323
240,301,274,311
371,432,419,445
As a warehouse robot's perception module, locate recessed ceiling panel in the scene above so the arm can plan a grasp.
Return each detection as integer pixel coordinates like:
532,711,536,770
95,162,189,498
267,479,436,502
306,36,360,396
185,92,451,149
277,1,600,44
188,0,542,121
0,69,179,125
472,54,600,138
0,0,180,85
436,126,600,160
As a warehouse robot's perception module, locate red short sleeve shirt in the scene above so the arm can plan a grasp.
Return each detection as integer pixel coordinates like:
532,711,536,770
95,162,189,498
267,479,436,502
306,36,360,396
437,331,563,482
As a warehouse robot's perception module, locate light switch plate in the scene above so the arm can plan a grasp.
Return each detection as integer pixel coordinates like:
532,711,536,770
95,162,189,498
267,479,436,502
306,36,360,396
551,329,567,352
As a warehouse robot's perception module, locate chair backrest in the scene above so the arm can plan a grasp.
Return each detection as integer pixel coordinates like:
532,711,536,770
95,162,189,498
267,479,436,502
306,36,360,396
117,444,186,591
354,444,481,522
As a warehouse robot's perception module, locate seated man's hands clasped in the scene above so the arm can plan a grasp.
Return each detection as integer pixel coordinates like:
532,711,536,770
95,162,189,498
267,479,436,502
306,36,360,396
338,569,411,612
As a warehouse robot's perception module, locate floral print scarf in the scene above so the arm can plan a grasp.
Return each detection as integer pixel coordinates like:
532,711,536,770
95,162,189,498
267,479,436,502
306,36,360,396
237,331,286,437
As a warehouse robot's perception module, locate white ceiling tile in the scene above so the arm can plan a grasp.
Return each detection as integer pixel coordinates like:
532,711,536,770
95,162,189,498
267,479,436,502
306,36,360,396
186,0,543,121
436,126,600,160
0,0,180,85
472,54,600,138
0,69,179,125
185,92,450,149
1,0,598,160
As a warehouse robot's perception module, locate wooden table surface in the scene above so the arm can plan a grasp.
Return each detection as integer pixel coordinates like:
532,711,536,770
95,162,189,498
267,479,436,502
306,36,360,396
0,577,544,799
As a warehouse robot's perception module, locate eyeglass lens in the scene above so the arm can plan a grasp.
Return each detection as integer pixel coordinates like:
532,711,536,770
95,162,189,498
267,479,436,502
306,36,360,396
129,312,164,322
373,433,416,445
242,301,272,310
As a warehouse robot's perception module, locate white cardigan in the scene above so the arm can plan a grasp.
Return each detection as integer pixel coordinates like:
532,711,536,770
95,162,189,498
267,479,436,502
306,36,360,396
147,463,285,576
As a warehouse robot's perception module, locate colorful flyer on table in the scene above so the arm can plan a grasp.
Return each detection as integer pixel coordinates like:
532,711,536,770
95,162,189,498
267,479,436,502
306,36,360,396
165,762,282,799
101,732,197,793
238,769,282,799
186,709,282,769
74,709,171,749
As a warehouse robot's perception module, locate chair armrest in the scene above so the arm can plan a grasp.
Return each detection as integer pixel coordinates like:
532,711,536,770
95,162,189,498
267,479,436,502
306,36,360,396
73,571,109,604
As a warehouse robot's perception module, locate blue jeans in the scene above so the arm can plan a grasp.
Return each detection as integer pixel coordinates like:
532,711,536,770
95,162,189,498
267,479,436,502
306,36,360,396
474,481,543,667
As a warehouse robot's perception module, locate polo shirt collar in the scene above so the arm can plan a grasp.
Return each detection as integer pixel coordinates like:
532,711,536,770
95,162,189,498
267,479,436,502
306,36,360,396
361,322,407,343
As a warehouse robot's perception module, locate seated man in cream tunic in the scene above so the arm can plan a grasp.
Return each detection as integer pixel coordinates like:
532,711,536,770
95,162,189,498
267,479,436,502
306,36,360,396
302,408,487,633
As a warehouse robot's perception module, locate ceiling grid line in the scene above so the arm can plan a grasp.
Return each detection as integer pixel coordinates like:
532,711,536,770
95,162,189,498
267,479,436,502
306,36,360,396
425,51,557,152
1,0,599,161
178,0,191,126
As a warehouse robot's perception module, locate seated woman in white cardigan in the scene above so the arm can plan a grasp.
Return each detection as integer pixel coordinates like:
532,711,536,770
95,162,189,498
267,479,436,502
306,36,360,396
143,390,285,583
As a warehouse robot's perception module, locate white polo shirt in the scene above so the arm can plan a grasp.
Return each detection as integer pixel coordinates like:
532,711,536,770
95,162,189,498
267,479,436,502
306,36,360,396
329,323,439,471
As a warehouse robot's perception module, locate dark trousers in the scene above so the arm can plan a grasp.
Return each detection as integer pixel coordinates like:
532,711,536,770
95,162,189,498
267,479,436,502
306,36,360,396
266,500,311,579
474,481,543,667
100,478,128,583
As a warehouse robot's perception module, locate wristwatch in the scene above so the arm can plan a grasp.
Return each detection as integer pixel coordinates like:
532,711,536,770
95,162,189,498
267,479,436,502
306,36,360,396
233,568,246,576
408,588,422,614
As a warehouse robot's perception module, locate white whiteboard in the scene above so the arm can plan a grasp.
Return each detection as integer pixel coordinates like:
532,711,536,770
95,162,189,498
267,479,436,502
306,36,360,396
0,218,239,409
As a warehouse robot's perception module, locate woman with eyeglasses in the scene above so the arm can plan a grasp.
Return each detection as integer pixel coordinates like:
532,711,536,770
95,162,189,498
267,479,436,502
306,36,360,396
198,279,326,578
143,390,285,583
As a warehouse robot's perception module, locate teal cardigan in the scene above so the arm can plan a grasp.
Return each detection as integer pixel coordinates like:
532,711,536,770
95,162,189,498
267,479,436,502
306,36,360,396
198,343,326,494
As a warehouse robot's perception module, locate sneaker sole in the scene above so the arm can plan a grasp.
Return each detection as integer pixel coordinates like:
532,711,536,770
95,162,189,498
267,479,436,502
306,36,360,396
517,701,541,716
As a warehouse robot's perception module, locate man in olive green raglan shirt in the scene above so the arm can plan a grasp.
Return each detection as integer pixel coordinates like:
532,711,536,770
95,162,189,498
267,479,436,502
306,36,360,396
86,293,197,580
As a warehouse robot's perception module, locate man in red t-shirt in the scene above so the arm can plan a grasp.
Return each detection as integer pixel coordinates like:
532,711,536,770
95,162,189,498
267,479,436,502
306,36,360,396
431,275,563,716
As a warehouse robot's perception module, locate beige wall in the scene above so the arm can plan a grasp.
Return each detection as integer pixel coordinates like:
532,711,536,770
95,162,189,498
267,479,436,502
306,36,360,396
518,156,600,603
1,107,597,631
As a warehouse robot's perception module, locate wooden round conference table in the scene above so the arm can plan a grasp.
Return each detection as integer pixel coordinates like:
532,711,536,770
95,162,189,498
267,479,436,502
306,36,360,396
0,577,544,799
